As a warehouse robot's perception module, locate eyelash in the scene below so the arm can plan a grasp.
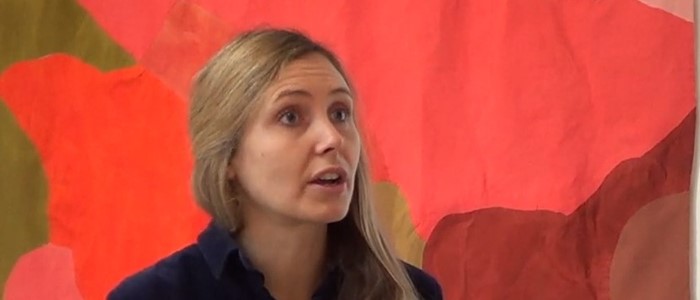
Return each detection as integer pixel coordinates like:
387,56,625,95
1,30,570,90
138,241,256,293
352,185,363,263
330,106,351,122
276,105,352,126
278,108,301,125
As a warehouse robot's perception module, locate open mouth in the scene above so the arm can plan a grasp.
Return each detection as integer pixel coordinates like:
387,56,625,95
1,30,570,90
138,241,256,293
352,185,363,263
311,177,345,186
309,168,348,187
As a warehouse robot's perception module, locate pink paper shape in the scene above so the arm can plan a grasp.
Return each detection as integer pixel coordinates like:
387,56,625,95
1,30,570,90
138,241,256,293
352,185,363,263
3,244,82,300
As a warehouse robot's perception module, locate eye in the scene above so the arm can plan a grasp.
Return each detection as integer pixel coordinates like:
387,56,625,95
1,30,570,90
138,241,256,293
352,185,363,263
330,107,351,122
279,109,301,125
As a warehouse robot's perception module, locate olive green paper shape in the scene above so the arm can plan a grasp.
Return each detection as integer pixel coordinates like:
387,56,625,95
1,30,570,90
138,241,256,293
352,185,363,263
0,100,49,298
0,0,136,292
0,0,134,72
373,182,426,267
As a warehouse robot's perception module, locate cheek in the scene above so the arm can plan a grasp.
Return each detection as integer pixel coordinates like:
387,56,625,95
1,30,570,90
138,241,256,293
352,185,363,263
237,141,304,196
346,130,362,163
246,151,283,182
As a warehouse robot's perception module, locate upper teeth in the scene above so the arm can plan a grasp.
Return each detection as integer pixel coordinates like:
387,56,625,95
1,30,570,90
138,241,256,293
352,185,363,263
320,173,340,180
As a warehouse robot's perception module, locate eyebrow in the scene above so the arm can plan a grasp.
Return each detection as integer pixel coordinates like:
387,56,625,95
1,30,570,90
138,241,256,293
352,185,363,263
273,87,353,103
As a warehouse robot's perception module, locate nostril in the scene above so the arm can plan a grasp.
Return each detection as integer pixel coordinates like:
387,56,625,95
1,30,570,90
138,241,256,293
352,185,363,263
322,146,336,154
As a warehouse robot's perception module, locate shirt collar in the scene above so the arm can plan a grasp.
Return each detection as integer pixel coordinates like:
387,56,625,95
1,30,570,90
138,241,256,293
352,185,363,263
197,220,341,298
313,267,340,299
197,220,257,279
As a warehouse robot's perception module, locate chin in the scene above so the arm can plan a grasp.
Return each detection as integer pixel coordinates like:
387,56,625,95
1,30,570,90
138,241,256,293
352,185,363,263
310,204,351,224
324,211,350,224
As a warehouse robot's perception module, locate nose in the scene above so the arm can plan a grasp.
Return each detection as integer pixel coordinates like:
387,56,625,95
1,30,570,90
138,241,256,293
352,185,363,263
313,119,343,155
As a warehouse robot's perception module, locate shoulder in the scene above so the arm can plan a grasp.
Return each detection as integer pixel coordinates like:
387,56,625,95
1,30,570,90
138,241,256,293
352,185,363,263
403,262,443,300
107,244,205,300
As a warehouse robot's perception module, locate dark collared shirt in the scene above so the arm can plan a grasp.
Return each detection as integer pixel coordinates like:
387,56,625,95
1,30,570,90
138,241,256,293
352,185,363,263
108,221,442,299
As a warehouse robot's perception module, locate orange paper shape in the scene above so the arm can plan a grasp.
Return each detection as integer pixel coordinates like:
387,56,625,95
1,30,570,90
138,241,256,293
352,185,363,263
0,54,208,299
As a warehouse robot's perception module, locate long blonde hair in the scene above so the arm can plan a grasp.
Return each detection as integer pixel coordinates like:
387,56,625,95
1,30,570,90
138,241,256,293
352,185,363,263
189,28,419,300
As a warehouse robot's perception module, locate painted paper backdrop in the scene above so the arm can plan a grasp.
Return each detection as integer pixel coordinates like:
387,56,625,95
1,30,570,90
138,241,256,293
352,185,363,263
0,0,695,299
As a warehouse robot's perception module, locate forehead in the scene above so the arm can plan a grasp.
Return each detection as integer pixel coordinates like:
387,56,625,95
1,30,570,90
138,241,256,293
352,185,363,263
272,53,348,87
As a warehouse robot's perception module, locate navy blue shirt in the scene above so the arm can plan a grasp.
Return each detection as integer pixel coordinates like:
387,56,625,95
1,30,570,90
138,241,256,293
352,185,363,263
108,222,442,299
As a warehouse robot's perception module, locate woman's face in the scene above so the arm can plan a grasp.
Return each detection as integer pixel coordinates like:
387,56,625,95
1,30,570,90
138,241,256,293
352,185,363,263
228,53,361,227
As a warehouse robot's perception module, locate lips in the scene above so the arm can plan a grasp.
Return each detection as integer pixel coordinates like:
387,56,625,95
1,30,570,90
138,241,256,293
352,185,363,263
309,166,348,186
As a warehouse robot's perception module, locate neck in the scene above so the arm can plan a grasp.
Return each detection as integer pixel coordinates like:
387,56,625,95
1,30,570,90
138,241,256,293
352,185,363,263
238,216,328,300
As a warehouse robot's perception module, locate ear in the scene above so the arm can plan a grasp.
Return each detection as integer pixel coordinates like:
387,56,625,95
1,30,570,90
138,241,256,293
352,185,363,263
226,160,236,180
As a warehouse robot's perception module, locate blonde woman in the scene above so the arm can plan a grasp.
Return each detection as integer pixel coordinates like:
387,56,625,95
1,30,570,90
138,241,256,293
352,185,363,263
108,28,442,300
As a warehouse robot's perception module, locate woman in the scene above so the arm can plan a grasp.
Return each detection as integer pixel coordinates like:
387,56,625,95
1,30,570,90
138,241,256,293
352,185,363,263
109,28,442,300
